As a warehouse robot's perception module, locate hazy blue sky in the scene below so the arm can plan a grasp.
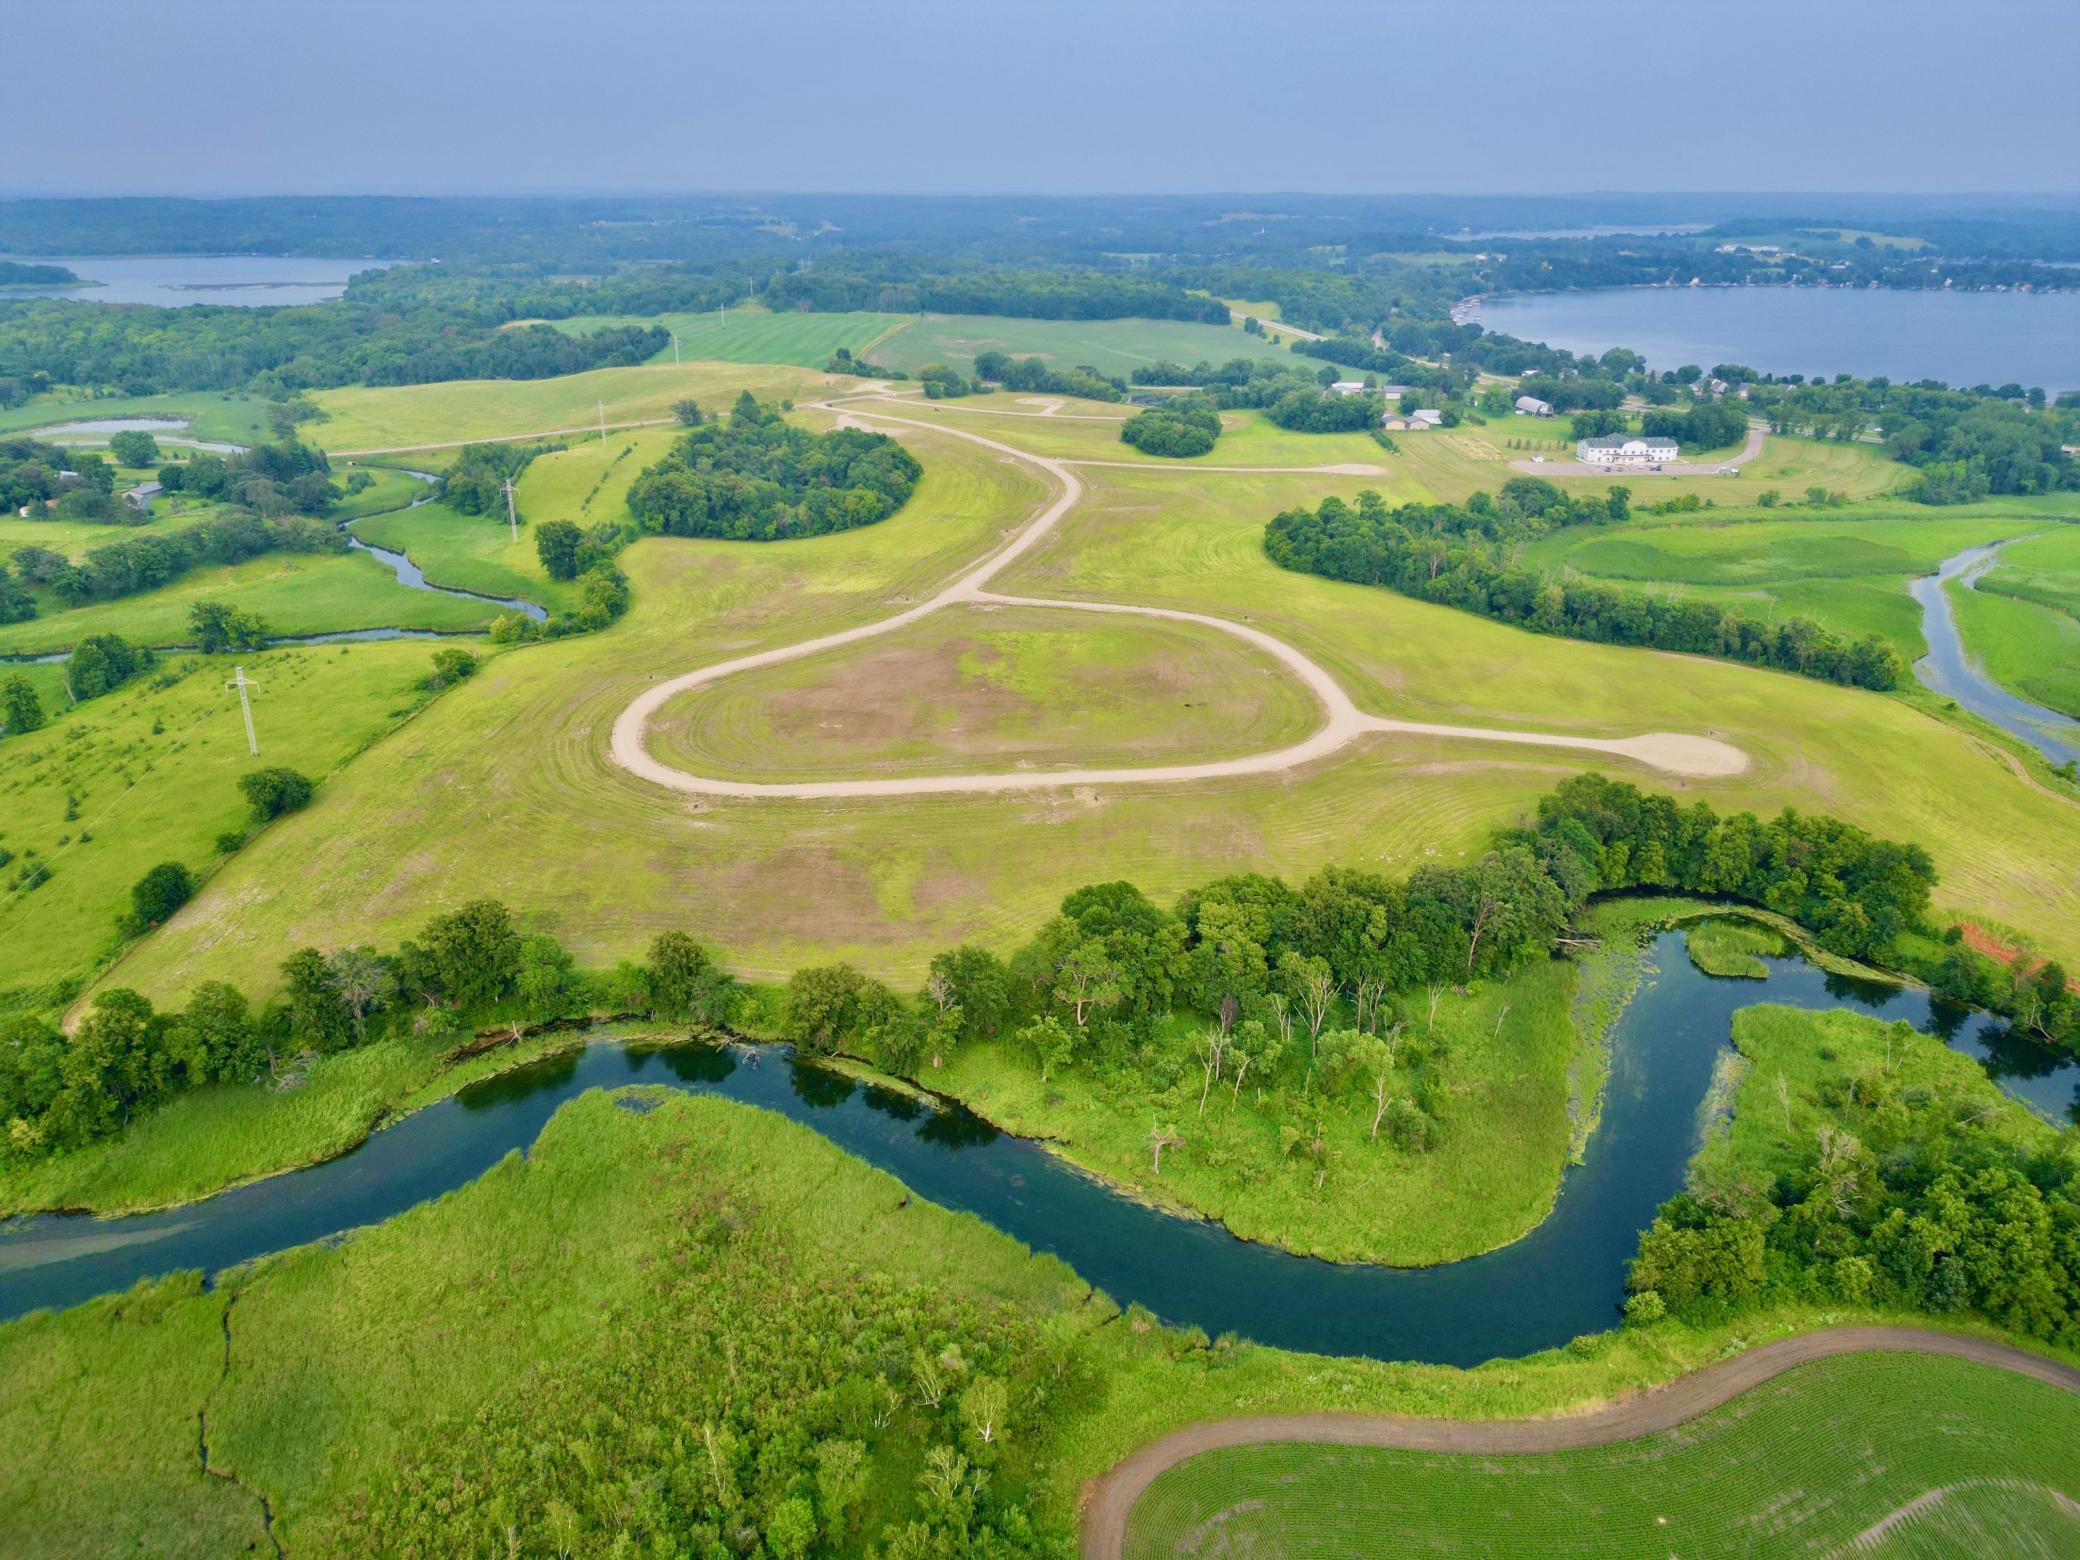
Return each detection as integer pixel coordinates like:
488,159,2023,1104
6,0,2075,196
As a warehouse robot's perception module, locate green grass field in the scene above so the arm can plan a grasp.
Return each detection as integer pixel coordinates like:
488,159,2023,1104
1122,1352,2080,1558
306,359,837,451
1520,510,2047,658
1948,536,2080,719
77,407,2080,1017
547,303,907,367
652,601,1318,780
348,495,580,612
0,640,475,993
0,390,272,444
1977,521,2080,620
0,549,493,655
866,312,1296,379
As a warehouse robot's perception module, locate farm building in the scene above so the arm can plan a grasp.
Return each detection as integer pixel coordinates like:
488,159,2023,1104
1514,395,1554,417
1575,434,1679,466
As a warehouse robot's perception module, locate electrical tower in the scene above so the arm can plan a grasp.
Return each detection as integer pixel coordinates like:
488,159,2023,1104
502,476,518,543
226,666,261,756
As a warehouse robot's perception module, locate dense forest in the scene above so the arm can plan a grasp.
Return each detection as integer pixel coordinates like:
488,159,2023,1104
626,392,922,541
1265,484,1907,691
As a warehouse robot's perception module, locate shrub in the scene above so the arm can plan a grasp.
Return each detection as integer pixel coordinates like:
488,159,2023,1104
238,766,315,823
128,860,195,929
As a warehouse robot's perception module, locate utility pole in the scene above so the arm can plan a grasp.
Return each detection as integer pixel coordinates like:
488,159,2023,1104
227,666,260,756
597,399,607,444
719,301,726,328
502,476,518,544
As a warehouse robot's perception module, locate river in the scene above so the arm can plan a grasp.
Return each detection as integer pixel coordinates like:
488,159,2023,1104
2,928,2071,1363
1468,286,2080,394
1912,542,2080,768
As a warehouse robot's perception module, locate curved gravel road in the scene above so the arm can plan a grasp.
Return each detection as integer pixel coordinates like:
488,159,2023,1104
609,401,1747,798
1078,1325,2080,1559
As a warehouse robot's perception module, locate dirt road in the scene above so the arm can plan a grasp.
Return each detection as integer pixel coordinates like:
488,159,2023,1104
1078,1326,2080,1559
609,399,1746,799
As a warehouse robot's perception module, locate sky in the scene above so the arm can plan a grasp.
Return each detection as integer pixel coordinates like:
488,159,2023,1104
5,0,2076,197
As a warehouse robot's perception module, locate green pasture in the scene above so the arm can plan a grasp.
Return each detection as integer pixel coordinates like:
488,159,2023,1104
1122,1352,2080,1558
653,601,1317,781
0,640,467,992
349,496,578,613
935,957,1583,1267
0,390,271,445
1947,575,2080,719
1520,511,2046,658
865,312,1295,379
0,549,492,656
548,303,906,368
80,411,2080,1016
306,359,836,451
1976,521,2080,620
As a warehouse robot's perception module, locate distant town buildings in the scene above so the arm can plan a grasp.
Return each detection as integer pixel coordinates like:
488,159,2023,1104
1575,434,1679,466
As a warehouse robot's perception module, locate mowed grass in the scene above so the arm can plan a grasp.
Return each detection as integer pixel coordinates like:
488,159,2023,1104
0,390,272,444
651,601,1319,781
1520,510,2046,658
935,958,1583,1266
0,641,469,992
1948,577,2080,719
548,303,907,367
1121,1352,2080,1558
83,409,2080,1014
867,312,1296,379
0,548,492,655
306,359,839,451
1399,428,1908,506
988,458,2080,961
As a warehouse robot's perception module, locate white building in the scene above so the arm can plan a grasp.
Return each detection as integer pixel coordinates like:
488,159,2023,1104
1575,434,1679,466
1330,380,1368,396
1410,408,1444,427
1514,395,1554,417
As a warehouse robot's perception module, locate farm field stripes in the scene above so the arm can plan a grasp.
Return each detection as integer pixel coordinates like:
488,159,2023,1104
1103,1338,2080,1559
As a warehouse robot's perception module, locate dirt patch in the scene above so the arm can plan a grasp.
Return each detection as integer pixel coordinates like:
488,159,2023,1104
1958,922,2080,993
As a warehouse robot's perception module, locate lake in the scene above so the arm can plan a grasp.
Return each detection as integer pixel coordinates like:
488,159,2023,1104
1470,286,2080,394
0,253,406,307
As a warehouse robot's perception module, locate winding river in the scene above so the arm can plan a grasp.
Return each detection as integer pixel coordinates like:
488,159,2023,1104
1912,542,2080,768
2,929,2073,1361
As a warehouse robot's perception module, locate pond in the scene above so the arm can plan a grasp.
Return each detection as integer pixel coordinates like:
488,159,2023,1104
3,930,2071,1361
1,254,406,308
28,416,245,454
1911,542,2080,768
1467,286,2080,394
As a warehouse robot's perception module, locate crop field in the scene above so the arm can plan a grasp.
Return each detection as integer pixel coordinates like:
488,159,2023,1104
547,303,907,367
0,549,493,655
1121,1352,2080,1558
1519,511,2048,657
1947,576,2080,719
0,640,463,993
305,359,835,451
652,602,1318,781
865,312,1296,379
81,404,2080,1012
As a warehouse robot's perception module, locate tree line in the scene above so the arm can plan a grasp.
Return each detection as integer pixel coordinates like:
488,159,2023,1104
971,351,1123,402
436,440,559,516
627,392,922,541
1264,485,1907,692
10,506,342,612
766,263,1230,323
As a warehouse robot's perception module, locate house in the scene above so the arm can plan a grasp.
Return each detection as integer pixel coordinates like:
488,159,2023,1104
1575,434,1679,466
1514,395,1554,417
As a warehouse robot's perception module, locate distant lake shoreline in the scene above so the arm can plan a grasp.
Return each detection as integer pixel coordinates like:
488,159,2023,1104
1466,284,2080,395
0,252,411,307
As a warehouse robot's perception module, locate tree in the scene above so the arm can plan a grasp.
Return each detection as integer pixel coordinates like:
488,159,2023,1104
238,766,314,823
1050,935,1122,1028
419,898,523,1011
188,599,269,653
672,398,704,426
1,674,44,736
420,647,477,688
1147,1116,1182,1175
281,946,354,1051
1015,1015,1076,1083
326,946,394,1045
784,963,898,1056
534,519,583,580
646,930,733,1022
108,429,160,467
924,944,1009,1043
165,980,260,1084
128,861,195,929
1277,950,1336,1058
